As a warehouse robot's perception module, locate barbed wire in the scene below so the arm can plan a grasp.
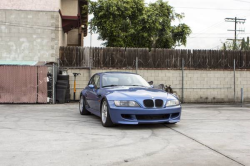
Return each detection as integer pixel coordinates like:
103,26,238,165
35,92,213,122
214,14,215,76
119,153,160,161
59,47,250,69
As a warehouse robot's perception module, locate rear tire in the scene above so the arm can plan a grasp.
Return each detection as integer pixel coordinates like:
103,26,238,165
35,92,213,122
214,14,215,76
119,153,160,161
79,95,90,115
101,99,114,127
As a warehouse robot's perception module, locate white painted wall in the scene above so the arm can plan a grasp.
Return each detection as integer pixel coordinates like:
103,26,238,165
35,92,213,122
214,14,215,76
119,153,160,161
0,0,61,11
59,16,68,47
61,0,78,16
67,29,79,46
61,0,80,46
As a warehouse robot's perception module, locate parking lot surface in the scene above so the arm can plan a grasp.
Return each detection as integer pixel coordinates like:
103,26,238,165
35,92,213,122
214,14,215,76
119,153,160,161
0,103,249,166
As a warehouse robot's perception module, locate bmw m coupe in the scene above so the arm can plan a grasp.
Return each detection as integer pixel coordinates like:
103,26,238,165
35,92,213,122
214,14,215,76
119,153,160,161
79,72,181,127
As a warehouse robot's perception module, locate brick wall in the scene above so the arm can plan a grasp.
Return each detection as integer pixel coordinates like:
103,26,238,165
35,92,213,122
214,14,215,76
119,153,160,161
0,9,62,62
66,69,250,103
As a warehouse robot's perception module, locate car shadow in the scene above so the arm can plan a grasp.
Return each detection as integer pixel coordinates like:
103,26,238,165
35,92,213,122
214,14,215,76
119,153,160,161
115,124,164,130
79,112,178,130
115,123,178,131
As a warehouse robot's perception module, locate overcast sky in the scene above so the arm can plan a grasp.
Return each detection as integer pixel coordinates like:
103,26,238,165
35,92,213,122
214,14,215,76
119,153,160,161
84,0,250,49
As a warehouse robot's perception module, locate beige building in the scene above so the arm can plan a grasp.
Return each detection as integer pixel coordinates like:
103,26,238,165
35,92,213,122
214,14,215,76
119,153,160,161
0,0,88,64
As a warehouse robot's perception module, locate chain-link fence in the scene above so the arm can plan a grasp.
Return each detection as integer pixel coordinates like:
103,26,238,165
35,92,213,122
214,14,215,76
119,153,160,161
47,64,59,104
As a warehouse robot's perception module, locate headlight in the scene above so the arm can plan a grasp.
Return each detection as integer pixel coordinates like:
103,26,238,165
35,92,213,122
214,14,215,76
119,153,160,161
114,101,140,107
166,100,180,107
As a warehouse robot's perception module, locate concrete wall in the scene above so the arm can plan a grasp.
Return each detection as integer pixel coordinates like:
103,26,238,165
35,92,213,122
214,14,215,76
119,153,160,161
0,9,65,62
0,0,61,11
0,1,84,60
66,69,250,103
59,16,68,47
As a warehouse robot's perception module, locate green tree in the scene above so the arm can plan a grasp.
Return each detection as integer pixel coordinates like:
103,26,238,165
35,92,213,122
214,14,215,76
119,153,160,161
222,37,250,51
243,37,250,50
88,0,191,49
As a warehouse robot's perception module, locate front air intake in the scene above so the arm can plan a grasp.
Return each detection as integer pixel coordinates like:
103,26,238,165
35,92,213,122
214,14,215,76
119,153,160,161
155,99,163,108
136,114,170,120
143,99,154,107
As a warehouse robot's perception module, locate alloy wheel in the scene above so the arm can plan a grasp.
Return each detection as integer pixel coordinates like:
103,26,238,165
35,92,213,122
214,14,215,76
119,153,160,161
102,101,108,124
79,96,83,113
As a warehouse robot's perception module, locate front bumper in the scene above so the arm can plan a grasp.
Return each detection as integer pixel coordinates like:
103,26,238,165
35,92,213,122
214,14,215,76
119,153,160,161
108,101,182,125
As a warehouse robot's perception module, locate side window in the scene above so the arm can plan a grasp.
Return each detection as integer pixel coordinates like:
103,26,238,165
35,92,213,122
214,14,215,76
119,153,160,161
93,75,100,89
88,76,94,85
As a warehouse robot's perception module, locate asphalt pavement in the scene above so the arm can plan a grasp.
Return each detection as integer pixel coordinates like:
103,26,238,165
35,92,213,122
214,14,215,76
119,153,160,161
0,103,249,166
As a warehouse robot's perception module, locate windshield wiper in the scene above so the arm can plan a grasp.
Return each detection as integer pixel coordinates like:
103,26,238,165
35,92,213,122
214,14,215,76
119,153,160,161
102,85,118,88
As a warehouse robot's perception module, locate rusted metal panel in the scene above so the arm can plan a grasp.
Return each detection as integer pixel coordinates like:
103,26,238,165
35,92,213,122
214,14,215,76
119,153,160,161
0,66,48,103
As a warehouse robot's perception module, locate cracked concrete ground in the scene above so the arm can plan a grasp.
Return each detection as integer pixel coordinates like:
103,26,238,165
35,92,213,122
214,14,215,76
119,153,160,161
0,104,249,166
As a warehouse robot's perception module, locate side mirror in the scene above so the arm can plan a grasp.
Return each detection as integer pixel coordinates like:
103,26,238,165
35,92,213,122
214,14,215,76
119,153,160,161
88,84,94,89
148,81,153,85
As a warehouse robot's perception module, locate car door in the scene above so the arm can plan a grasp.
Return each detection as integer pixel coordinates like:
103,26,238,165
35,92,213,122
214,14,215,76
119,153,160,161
85,76,95,111
85,74,101,114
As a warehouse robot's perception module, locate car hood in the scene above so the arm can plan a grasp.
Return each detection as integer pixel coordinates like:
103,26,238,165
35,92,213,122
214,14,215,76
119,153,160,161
104,86,177,101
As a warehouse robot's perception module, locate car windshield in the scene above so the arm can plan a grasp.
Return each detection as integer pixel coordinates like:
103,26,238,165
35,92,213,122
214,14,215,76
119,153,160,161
102,73,150,88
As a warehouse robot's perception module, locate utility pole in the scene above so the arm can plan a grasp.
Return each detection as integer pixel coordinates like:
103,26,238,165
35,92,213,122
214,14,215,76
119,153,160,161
89,20,92,79
225,17,246,49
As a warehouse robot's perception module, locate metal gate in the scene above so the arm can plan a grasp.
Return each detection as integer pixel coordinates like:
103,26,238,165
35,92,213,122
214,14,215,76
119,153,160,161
0,66,48,103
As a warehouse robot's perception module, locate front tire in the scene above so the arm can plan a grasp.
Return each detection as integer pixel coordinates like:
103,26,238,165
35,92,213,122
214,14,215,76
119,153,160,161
79,95,90,115
101,99,114,127
165,122,177,124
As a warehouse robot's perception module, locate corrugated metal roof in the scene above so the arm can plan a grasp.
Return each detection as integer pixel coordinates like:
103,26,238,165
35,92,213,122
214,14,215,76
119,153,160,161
0,61,38,66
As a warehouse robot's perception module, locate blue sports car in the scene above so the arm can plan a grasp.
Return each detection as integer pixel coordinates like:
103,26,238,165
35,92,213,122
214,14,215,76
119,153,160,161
79,72,181,127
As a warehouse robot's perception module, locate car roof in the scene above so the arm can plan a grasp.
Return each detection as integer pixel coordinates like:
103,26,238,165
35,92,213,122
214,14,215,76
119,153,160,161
97,71,138,75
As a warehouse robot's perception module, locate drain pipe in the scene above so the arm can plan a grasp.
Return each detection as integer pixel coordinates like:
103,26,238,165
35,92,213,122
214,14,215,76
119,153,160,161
182,58,184,103
136,57,138,74
241,88,244,107
234,59,236,103
52,63,56,104
73,73,81,101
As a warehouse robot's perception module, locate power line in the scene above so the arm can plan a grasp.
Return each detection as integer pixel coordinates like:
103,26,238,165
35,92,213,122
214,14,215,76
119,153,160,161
175,6,250,11
188,22,226,39
188,13,250,44
188,36,243,39
187,21,229,47
210,44,223,49
225,17,246,41
234,0,250,3
191,33,250,35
